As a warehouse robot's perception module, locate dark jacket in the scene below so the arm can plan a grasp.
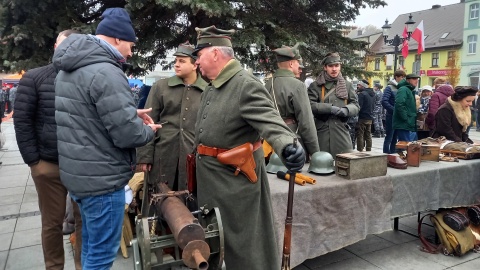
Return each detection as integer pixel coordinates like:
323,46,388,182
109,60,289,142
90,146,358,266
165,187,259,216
426,85,454,130
432,100,472,143
381,79,398,115
137,84,151,109
358,87,375,120
392,79,417,131
14,64,58,165
53,34,154,198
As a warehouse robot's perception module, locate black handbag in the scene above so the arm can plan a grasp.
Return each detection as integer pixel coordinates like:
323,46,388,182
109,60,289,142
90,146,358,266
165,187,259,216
443,210,470,231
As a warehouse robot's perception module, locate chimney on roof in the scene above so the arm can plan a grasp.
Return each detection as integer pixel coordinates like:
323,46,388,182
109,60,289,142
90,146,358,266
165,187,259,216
432,4,441,9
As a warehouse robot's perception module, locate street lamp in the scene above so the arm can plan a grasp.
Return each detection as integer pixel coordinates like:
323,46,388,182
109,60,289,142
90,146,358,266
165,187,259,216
381,13,415,72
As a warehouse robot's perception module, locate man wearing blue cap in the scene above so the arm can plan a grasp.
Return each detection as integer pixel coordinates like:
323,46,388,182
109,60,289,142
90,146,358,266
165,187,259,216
53,8,161,269
137,42,207,190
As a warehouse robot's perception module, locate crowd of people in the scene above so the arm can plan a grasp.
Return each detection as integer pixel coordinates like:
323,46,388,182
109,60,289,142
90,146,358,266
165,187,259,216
6,6,480,270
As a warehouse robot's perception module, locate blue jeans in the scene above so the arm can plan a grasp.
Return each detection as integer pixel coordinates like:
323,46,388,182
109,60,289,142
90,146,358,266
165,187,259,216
71,188,125,270
396,129,417,142
383,114,398,153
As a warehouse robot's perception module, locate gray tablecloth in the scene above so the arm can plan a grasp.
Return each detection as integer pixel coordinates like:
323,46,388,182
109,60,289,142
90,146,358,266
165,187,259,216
268,158,480,267
268,172,393,267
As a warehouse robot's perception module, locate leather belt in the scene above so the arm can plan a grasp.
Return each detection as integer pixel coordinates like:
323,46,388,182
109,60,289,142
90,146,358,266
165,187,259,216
283,118,297,125
197,141,262,157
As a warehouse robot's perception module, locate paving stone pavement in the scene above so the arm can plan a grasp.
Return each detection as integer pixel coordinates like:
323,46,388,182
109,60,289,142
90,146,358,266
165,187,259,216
1,118,480,269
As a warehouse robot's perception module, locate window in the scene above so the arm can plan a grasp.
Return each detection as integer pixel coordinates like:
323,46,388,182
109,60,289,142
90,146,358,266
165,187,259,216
440,33,449,39
470,3,479,20
415,54,421,65
468,35,477,54
375,58,380,70
447,51,456,66
470,72,479,89
431,53,439,67
398,56,404,69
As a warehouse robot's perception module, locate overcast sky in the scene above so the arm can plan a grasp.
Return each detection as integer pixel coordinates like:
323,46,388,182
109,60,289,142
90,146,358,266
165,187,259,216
350,0,461,28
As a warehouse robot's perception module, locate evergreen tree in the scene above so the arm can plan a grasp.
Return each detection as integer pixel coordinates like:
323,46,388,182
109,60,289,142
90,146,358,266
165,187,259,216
0,0,386,78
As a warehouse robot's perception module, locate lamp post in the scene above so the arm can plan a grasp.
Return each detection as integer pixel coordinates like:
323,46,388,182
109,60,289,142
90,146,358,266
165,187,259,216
381,14,416,72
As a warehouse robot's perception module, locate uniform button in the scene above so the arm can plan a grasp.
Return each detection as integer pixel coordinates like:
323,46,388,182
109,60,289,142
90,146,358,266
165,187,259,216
183,117,186,121
206,101,210,105
198,156,202,160
185,107,189,111
186,97,190,100
180,128,184,131
203,114,207,119
199,128,203,133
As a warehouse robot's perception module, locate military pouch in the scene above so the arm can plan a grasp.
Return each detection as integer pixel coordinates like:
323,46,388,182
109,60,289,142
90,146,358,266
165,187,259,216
217,142,258,183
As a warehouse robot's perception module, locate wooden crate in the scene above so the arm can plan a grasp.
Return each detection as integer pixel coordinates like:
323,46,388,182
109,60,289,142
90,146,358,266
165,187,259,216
336,152,388,180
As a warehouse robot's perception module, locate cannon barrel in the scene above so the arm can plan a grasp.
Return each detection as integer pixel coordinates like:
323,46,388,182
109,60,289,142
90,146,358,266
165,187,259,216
156,183,210,269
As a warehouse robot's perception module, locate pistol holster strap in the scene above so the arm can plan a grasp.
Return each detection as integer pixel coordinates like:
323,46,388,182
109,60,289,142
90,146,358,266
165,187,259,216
197,141,262,157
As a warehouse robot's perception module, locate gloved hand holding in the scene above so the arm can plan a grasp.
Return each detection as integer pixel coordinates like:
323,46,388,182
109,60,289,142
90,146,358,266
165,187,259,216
330,105,341,115
335,107,349,118
282,143,306,172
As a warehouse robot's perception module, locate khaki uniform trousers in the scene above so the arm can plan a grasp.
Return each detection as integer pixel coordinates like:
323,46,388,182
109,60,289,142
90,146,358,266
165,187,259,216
31,160,82,270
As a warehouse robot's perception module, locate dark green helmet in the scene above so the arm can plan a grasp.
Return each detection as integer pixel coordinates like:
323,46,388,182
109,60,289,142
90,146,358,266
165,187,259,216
266,153,288,174
308,151,335,174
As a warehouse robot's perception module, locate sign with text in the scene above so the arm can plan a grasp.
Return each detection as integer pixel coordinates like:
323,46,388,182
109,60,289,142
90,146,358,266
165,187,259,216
426,69,451,76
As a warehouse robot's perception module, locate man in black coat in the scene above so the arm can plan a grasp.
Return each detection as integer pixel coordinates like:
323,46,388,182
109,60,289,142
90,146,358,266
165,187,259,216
14,30,83,270
356,79,376,151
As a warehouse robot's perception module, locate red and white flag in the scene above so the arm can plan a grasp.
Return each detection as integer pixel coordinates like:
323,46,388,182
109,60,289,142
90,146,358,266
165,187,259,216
401,26,409,59
411,20,425,54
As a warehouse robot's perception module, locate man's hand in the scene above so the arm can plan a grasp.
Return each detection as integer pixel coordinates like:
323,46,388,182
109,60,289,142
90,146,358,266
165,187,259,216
137,108,154,125
148,124,162,132
138,163,152,172
282,143,306,172
335,107,349,118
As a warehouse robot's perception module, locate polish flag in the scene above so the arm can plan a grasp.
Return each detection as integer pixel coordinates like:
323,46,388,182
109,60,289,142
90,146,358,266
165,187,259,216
411,20,425,54
401,26,409,59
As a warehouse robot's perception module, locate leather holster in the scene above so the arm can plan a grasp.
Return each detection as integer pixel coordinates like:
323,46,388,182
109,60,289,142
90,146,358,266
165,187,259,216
186,153,197,194
217,142,258,183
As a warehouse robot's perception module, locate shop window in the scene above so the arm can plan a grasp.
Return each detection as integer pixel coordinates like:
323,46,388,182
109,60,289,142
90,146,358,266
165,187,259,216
431,53,439,67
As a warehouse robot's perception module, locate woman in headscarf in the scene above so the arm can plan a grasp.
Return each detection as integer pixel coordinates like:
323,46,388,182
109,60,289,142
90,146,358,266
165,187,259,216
432,86,477,143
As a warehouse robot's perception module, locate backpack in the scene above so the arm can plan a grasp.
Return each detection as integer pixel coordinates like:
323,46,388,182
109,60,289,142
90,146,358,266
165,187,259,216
419,208,480,256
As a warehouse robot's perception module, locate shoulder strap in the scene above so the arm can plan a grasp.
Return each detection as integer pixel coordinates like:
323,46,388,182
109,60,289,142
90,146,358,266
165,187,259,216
322,85,348,105
271,78,279,112
418,214,443,254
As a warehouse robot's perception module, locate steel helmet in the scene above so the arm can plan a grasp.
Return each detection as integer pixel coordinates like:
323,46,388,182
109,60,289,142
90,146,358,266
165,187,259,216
308,151,335,174
265,153,288,174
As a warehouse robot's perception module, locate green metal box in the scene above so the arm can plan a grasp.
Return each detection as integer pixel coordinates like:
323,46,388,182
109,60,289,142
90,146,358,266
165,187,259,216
335,152,388,180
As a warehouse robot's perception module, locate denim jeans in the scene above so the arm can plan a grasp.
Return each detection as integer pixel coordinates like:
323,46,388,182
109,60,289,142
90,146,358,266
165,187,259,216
396,129,417,142
71,188,125,270
383,114,397,153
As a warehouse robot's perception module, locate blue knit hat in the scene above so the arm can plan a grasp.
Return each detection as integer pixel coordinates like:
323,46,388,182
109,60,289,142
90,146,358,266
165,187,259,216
96,8,136,42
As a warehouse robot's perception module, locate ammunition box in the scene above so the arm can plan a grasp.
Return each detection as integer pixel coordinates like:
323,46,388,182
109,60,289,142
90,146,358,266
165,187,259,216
335,152,388,180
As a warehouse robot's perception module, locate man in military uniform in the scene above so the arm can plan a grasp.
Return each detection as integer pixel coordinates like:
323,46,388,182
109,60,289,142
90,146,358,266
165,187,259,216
372,83,384,137
193,26,305,270
265,44,319,158
308,52,359,158
137,42,207,189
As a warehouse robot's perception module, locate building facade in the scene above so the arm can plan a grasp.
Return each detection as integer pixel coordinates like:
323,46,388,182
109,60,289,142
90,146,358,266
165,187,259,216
366,2,465,88
460,0,480,88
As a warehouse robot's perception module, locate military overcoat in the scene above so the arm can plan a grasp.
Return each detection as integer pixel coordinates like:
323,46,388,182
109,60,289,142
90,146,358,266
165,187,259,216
308,80,359,158
195,60,296,270
265,69,320,156
137,76,207,188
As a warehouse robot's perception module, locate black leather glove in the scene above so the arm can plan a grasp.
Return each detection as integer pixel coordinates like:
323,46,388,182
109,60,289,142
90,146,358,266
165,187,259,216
335,107,349,118
330,105,341,115
282,143,306,172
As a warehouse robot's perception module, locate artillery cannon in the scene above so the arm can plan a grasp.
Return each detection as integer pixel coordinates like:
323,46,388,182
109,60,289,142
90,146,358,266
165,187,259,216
133,182,224,270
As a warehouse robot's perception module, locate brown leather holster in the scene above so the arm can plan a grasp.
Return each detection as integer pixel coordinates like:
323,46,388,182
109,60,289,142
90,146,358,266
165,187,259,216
217,143,258,183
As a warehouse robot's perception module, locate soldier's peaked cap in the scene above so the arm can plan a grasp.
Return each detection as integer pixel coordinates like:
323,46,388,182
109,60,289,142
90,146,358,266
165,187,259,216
193,25,236,55
173,42,196,59
273,43,302,63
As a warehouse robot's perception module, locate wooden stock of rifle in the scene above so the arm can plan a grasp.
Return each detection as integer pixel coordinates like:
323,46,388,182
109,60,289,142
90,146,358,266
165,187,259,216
281,138,298,270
